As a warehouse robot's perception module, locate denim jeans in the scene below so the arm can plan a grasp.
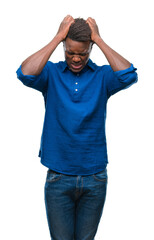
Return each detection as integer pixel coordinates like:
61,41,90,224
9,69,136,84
44,168,108,240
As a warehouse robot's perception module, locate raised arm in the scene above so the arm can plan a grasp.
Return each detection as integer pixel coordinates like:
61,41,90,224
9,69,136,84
86,17,131,72
21,15,74,76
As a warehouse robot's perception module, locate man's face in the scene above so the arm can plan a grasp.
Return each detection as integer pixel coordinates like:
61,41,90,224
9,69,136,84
64,37,92,73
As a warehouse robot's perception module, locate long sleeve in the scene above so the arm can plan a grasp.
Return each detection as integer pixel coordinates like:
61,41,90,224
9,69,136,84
105,64,138,98
16,61,49,93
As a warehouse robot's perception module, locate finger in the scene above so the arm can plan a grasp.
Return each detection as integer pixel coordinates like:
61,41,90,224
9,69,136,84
62,15,73,24
86,18,91,23
86,18,92,24
87,17,96,25
65,16,74,24
65,15,74,22
86,19,93,28
65,15,72,19
87,17,94,21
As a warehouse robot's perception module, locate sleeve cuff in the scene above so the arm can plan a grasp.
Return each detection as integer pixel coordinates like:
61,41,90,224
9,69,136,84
16,65,39,81
114,64,137,78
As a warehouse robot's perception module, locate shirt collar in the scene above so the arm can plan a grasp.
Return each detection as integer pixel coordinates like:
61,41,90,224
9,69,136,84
61,59,97,73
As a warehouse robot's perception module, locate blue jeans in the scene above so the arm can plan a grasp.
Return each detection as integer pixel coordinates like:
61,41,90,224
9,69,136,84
44,168,108,240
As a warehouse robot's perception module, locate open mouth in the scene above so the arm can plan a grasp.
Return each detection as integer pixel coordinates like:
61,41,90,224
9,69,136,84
71,64,83,70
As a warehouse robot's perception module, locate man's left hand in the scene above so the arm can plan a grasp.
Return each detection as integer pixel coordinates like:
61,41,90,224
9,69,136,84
86,17,101,43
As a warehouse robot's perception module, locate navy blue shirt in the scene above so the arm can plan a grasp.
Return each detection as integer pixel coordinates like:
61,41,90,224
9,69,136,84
16,59,137,175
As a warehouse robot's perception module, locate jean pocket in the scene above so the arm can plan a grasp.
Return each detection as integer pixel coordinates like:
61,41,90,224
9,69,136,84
92,168,108,182
46,169,62,183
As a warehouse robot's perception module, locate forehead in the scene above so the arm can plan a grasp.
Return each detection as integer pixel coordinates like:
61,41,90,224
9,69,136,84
64,37,91,52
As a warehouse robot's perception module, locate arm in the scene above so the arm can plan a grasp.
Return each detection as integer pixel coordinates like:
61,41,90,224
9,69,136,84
86,17,131,72
87,17,137,98
21,15,74,76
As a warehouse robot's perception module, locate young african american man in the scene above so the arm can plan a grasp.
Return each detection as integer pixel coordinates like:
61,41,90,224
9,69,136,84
16,15,138,240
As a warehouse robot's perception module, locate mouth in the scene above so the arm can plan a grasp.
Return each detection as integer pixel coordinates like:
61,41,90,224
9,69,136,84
71,63,83,71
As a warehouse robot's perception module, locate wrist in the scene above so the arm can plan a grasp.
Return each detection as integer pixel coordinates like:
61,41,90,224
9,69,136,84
93,35,103,45
54,33,64,43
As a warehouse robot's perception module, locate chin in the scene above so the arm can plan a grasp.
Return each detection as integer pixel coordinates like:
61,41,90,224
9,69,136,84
70,68,83,73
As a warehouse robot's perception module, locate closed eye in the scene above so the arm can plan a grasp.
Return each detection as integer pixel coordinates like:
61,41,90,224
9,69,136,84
66,51,88,56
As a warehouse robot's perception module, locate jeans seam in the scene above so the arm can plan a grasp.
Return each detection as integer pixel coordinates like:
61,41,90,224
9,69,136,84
93,175,107,182
81,176,83,195
46,172,62,183
92,169,108,182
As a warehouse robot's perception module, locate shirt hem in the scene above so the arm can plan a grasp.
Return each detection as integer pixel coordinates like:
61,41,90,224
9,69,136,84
40,157,108,176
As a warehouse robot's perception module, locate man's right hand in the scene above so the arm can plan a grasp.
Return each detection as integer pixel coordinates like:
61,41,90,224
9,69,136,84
21,15,74,76
56,15,74,41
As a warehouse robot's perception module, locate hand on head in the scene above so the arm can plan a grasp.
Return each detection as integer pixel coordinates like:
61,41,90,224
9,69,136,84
57,15,100,43
57,15,75,41
86,17,100,42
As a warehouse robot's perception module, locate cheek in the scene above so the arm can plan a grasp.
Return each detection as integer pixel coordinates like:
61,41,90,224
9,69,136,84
65,56,71,63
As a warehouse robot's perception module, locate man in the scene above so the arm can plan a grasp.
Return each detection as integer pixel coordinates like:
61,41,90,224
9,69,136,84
16,15,137,240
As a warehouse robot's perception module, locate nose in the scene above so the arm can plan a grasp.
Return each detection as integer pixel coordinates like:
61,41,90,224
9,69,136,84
72,55,81,62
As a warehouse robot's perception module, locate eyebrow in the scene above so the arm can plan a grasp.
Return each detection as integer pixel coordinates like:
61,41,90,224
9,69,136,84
66,49,89,54
63,42,91,54
64,46,91,55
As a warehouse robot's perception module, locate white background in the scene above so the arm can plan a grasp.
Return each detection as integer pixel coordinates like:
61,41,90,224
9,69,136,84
1,0,154,239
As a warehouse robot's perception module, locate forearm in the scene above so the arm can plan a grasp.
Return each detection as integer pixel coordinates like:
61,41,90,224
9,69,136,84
21,34,62,76
94,36,131,72
86,18,131,72
21,15,74,76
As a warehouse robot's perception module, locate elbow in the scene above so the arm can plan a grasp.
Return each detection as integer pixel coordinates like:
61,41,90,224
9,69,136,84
130,72,138,84
21,61,41,76
119,71,138,85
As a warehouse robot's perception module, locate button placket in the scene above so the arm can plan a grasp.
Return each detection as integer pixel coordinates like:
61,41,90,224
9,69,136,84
74,73,79,93
72,73,80,102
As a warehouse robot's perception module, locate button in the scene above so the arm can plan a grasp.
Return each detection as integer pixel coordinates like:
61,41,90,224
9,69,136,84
77,74,79,77
75,82,78,85
75,89,78,92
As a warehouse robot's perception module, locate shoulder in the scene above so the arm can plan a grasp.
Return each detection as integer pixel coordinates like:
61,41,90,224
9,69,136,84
46,60,67,72
88,59,111,73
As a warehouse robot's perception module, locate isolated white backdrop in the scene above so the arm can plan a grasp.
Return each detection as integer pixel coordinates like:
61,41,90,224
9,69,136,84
1,0,154,239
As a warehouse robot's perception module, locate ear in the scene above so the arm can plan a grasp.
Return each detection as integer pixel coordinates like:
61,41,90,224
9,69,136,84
90,42,94,50
63,41,66,48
